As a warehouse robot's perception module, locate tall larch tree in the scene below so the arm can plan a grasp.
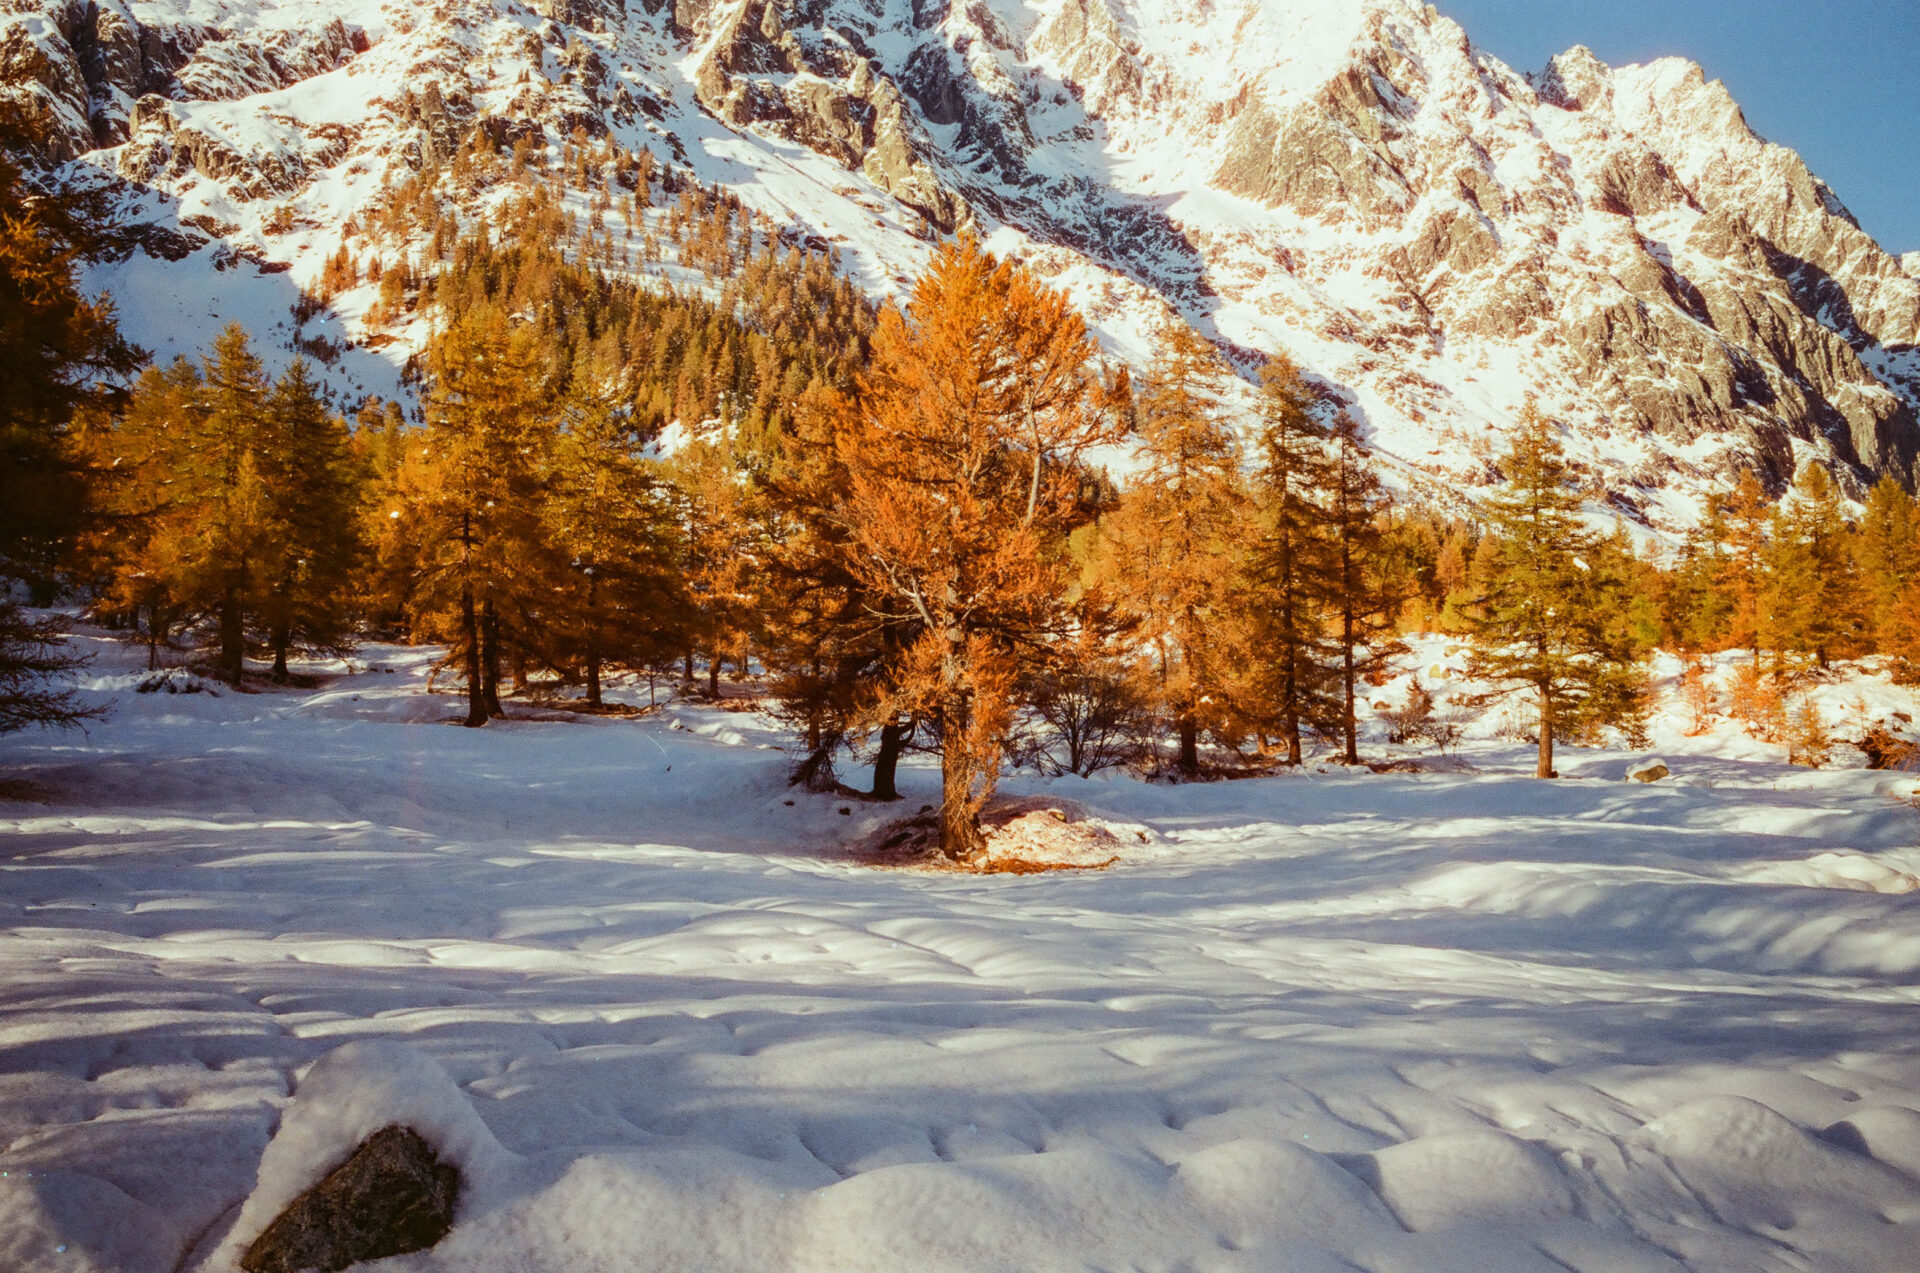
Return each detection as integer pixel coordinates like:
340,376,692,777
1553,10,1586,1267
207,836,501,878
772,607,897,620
82,358,203,669
0,146,140,732
544,371,686,707
1716,469,1773,661
1853,475,1914,656
0,146,142,590
667,412,763,699
1093,323,1241,776
413,306,552,726
1315,412,1401,765
1466,407,1644,778
1243,354,1330,766
196,325,276,686
1764,463,1862,670
760,381,918,797
828,236,1116,860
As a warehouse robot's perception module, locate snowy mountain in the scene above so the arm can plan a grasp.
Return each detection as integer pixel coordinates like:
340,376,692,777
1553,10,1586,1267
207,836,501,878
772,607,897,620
7,0,1919,526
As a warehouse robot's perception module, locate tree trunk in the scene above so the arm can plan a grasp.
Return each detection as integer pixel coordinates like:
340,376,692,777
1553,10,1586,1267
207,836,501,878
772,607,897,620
937,639,988,862
938,743,987,862
1342,616,1359,766
683,650,694,681
271,620,291,683
871,719,909,801
1537,685,1556,779
708,653,720,699
481,599,505,718
219,584,244,687
1281,653,1303,766
461,582,486,728
806,692,821,753
1177,713,1200,777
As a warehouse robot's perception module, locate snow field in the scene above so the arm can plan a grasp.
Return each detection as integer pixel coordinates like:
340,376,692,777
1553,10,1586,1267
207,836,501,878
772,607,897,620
1,632,1919,1271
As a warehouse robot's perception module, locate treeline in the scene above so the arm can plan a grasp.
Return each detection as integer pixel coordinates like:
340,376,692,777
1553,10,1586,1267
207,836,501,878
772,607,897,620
8,152,1920,858
76,197,871,721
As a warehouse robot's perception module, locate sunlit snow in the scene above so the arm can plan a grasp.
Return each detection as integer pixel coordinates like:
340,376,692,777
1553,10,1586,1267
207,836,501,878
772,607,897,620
3,631,1919,1271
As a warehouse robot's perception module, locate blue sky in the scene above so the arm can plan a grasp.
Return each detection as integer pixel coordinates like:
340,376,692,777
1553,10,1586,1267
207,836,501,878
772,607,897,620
1440,0,1920,255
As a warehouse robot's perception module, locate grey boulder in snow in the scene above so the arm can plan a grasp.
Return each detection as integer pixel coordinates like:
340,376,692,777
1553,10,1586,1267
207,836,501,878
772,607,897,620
241,1124,459,1273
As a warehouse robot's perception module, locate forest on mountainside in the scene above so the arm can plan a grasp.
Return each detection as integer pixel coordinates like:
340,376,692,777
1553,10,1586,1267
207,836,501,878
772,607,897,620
6,147,1919,858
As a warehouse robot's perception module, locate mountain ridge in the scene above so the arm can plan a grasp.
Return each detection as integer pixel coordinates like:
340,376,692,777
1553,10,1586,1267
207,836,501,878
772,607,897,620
5,0,1917,528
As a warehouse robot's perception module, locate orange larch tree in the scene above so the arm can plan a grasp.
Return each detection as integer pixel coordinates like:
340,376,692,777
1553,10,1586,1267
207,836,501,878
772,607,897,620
828,236,1119,860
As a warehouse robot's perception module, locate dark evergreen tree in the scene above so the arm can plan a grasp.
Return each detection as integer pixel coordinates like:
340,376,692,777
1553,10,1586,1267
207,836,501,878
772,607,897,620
257,359,361,680
1466,407,1645,778
0,146,139,732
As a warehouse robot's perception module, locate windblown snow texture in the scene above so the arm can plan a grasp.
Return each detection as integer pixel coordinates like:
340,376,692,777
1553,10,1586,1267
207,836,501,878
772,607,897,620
2,632,1920,1271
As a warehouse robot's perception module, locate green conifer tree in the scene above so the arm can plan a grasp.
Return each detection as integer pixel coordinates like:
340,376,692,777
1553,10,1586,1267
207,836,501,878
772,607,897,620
1466,407,1645,778
256,359,361,680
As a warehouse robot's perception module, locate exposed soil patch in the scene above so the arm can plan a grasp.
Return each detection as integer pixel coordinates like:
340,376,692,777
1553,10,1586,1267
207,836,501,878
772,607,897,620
0,777,56,804
523,698,655,719
853,797,1143,874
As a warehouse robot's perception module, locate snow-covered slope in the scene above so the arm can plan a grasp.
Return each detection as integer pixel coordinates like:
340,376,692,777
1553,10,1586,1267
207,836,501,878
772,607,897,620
6,0,1918,523
4,633,1920,1271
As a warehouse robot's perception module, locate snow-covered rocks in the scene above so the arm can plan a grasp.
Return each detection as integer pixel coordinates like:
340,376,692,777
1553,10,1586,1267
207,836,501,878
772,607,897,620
1625,757,1670,782
213,1042,511,1272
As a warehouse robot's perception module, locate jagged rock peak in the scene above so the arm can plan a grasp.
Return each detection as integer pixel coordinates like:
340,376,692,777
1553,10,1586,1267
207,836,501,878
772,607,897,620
1533,45,1611,112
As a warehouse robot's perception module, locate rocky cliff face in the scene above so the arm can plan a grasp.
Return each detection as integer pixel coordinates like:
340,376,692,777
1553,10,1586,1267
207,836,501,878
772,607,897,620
5,0,1916,522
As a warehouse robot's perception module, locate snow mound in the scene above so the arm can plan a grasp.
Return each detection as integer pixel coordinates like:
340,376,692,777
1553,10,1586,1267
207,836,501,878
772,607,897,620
279,685,462,724
210,1041,513,1270
1632,1096,1920,1265
1737,850,1920,894
0,1169,183,1273
1824,1105,1920,1181
1355,1130,1576,1232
